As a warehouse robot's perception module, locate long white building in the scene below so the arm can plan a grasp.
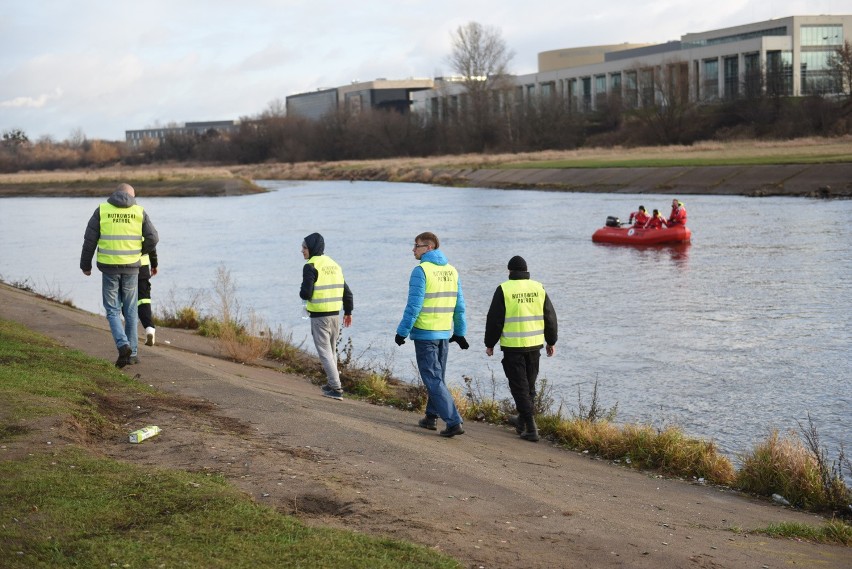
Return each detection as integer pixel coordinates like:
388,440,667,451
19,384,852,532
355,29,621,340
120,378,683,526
412,15,852,117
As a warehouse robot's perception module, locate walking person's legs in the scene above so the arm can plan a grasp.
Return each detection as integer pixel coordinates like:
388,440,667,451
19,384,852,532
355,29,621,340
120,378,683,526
311,315,342,394
414,339,463,431
102,273,133,367
138,277,156,346
119,273,139,358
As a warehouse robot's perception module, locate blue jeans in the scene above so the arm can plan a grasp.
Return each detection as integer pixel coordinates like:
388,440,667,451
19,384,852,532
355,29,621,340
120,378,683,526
102,273,139,355
414,339,463,428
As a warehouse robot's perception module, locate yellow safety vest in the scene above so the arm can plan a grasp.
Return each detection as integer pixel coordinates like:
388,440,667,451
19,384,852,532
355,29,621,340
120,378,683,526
305,255,344,313
500,279,546,348
96,203,144,266
414,261,458,331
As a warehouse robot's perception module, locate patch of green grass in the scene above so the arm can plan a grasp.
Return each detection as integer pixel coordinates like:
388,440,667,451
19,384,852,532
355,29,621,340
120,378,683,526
0,450,459,568
506,152,852,169
0,318,460,568
0,319,144,427
748,520,852,546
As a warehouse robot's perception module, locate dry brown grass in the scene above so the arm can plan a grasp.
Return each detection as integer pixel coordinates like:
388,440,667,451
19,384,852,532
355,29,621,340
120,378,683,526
736,429,829,509
228,135,852,180
0,165,238,185
216,310,272,364
3,136,849,190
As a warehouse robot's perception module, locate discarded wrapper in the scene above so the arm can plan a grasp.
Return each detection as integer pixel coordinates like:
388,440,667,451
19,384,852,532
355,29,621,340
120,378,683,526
129,425,161,444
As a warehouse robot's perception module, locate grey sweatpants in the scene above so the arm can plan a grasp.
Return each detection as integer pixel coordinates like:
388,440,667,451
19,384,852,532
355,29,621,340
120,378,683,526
310,314,341,390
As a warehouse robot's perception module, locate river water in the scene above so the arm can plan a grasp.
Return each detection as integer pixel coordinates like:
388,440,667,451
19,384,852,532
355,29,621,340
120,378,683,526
1,181,849,462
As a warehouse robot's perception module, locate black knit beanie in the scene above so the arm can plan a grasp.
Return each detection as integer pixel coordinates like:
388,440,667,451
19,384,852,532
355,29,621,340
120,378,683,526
507,255,527,272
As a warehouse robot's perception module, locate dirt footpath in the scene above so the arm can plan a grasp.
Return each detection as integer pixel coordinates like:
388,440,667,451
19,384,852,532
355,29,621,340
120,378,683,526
1,283,849,569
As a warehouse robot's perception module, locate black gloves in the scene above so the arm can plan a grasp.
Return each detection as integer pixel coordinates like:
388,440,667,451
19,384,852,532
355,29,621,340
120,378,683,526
397,334,468,349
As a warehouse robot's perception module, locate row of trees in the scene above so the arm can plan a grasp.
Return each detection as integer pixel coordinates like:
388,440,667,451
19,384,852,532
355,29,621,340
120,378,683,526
2,25,852,173
3,87,849,172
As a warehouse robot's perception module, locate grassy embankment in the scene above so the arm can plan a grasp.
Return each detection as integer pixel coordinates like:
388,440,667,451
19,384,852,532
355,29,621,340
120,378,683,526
0,318,460,569
228,136,852,183
2,136,851,193
0,166,264,197
150,268,852,534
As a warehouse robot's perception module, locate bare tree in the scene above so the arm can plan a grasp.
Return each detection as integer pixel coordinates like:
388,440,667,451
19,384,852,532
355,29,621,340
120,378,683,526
448,22,514,151
262,98,287,118
629,59,695,144
827,40,852,98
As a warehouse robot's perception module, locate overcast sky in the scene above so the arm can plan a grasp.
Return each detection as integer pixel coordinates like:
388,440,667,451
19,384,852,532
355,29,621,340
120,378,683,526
1,0,841,141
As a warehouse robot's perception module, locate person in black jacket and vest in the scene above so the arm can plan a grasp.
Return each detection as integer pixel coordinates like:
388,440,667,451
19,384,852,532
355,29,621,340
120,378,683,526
300,232,353,400
484,256,557,442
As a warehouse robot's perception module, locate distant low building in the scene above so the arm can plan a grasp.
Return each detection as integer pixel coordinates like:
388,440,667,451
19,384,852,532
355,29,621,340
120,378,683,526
125,120,240,148
285,79,435,121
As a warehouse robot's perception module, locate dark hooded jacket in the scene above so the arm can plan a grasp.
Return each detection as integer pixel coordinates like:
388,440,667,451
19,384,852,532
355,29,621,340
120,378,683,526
80,189,159,275
299,232,353,317
484,270,557,352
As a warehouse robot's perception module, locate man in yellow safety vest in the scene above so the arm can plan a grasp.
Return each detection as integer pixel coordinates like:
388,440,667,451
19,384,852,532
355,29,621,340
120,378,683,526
80,183,159,368
484,256,557,442
395,232,468,437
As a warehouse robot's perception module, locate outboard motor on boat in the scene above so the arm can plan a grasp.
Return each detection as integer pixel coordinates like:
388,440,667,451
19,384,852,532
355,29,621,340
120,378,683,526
605,216,621,227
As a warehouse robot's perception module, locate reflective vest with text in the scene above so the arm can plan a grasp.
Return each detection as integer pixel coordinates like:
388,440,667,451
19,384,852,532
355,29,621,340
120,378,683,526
96,203,144,266
414,261,458,331
500,279,545,348
305,255,344,313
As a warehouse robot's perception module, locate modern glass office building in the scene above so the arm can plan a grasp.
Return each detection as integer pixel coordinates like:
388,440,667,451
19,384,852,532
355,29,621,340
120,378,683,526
412,15,852,118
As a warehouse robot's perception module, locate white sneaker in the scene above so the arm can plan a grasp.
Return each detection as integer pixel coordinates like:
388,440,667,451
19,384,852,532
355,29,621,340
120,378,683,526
145,327,156,346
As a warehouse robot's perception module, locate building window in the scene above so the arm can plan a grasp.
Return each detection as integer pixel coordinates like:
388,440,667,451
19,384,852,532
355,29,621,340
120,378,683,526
766,50,793,96
724,56,739,99
639,68,654,107
624,71,638,109
743,52,761,98
684,26,786,48
800,25,842,47
581,77,592,111
610,72,621,91
567,79,577,111
801,50,839,95
703,58,719,100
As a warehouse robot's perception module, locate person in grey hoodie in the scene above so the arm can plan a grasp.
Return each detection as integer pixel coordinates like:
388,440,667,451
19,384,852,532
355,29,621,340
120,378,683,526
80,183,158,368
300,233,354,400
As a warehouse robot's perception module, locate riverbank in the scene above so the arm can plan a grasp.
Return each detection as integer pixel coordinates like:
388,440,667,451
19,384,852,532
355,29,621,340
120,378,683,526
2,137,851,198
1,283,849,568
0,166,263,197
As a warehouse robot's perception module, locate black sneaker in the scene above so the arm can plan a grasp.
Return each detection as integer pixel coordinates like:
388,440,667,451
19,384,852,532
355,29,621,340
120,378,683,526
321,385,343,400
439,423,465,438
418,416,438,430
115,345,132,368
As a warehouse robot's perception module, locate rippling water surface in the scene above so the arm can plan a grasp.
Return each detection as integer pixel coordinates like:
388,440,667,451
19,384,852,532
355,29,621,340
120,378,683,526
1,181,849,459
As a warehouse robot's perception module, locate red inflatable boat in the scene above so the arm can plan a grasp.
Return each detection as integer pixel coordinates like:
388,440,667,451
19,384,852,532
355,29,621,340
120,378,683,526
592,218,692,245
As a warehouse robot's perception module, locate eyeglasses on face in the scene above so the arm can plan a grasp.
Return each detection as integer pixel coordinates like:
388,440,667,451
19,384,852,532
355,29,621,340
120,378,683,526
413,243,429,249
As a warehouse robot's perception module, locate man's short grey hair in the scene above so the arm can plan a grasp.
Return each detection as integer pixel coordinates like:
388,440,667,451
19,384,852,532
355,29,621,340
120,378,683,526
116,183,135,196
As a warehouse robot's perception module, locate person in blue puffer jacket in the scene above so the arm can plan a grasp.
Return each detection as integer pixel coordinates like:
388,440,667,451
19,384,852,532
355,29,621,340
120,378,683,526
395,232,468,438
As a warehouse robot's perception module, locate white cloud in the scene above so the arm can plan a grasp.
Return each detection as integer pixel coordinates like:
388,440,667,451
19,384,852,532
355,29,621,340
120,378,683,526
0,0,836,140
0,88,62,109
